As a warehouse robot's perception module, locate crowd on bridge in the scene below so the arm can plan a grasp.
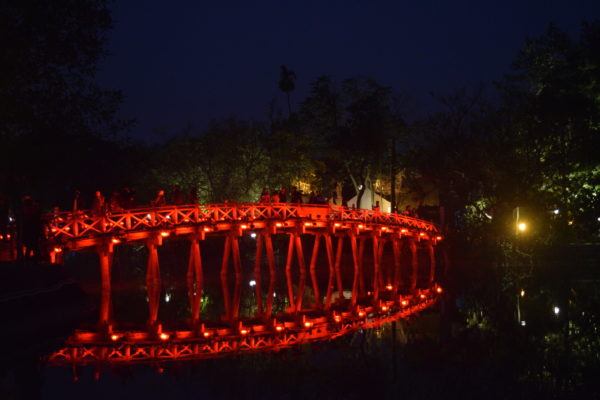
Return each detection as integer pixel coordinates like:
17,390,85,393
1,185,424,263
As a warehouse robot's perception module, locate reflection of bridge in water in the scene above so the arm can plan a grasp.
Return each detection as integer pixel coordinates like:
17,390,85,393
45,203,445,365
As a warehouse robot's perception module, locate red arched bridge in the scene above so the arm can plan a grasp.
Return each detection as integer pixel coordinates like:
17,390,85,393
45,203,445,365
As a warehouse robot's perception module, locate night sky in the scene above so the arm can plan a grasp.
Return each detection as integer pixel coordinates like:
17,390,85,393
98,0,600,140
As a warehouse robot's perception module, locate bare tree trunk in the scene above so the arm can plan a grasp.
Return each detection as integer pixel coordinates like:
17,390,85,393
286,92,292,116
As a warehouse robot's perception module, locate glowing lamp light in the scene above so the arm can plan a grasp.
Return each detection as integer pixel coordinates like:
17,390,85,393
240,328,249,335
159,332,169,341
520,289,525,297
275,325,284,332
358,310,366,318
110,334,120,341
203,227,211,232
381,305,388,312
517,222,527,232
419,232,426,237
436,235,443,241
400,228,408,234
51,228,57,233
304,321,313,328
203,331,211,338
419,294,426,299
240,224,248,230
401,300,409,307
111,238,121,244
334,222,341,227
358,224,364,229
275,222,283,228
381,226,387,231
160,231,170,237
53,247,63,253
249,280,256,287
304,222,312,227
436,287,443,294
385,284,393,291
250,232,257,239
0,234,3,240
553,209,560,215
553,306,560,316
334,315,342,323
521,320,527,326
5,234,10,239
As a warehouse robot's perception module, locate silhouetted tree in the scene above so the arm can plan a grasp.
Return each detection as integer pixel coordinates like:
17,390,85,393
278,65,297,116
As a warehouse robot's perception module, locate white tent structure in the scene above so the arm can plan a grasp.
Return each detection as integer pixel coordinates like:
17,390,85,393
347,187,391,213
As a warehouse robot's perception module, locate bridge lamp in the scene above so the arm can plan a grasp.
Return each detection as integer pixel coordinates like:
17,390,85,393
240,328,249,335
110,334,121,341
419,294,426,300
249,280,256,287
385,284,393,291
436,235,443,241
304,321,313,328
250,232,257,239
160,230,170,238
401,299,409,307
357,310,366,318
358,224,364,229
333,315,342,323
334,222,341,227
53,246,63,253
275,325,284,332
275,222,283,228
436,286,443,294
520,289,525,297
517,222,527,233
400,228,408,234
240,224,248,230
203,331,211,338
381,305,389,312
159,332,169,341
111,237,121,244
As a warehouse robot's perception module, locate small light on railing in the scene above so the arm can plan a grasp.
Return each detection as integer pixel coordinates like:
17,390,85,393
203,227,211,232
401,299,409,307
419,232,426,237
110,334,120,341
436,235,443,241
304,321,313,328
240,328,249,335
419,294,426,299
111,238,121,244
381,305,389,312
436,287,443,294
160,231,170,237
53,247,63,253
358,224,363,229
250,232,257,239
358,310,366,318
385,284,393,291
159,332,169,341
304,222,312,227
381,226,387,231
240,224,248,230
334,222,341,227
275,325,284,332
400,228,408,234
334,315,342,323
275,222,283,228
203,331,211,338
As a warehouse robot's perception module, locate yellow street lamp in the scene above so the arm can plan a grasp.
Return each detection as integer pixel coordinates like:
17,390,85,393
517,222,527,233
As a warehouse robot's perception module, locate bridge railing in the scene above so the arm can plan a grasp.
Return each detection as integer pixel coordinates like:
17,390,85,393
45,203,439,242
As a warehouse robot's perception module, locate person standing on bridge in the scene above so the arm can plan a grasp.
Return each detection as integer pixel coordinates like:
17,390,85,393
279,187,287,202
271,190,280,203
151,190,166,207
92,191,105,216
259,188,270,203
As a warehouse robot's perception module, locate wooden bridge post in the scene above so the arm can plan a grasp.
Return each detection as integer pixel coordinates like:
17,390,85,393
309,233,322,309
358,237,366,296
187,236,203,327
372,234,380,301
254,233,264,316
98,243,113,332
392,238,402,296
324,233,335,309
220,235,232,321
408,238,418,293
350,233,360,307
264,233,276,318
427,240,436,286
231,235,242,321
294,233,307,312
285,233,295,312
334,236,344,300
377,238,386,291
146,237,161,331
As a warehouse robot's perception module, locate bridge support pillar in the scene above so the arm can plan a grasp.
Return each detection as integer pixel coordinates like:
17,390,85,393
427,241,436,286
309,234,322,309
187,237,203,327
392,238,402,296
350,233,359,307
294,234,307,312
254,233,264,316
324,233,335,310
264,233,276,318
98,244,113,333
146,239,161,331
372,235,380,301
408,238,418,293
334,236,344,301
220,236,232,321
285,233,295,312
358,237,366,297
